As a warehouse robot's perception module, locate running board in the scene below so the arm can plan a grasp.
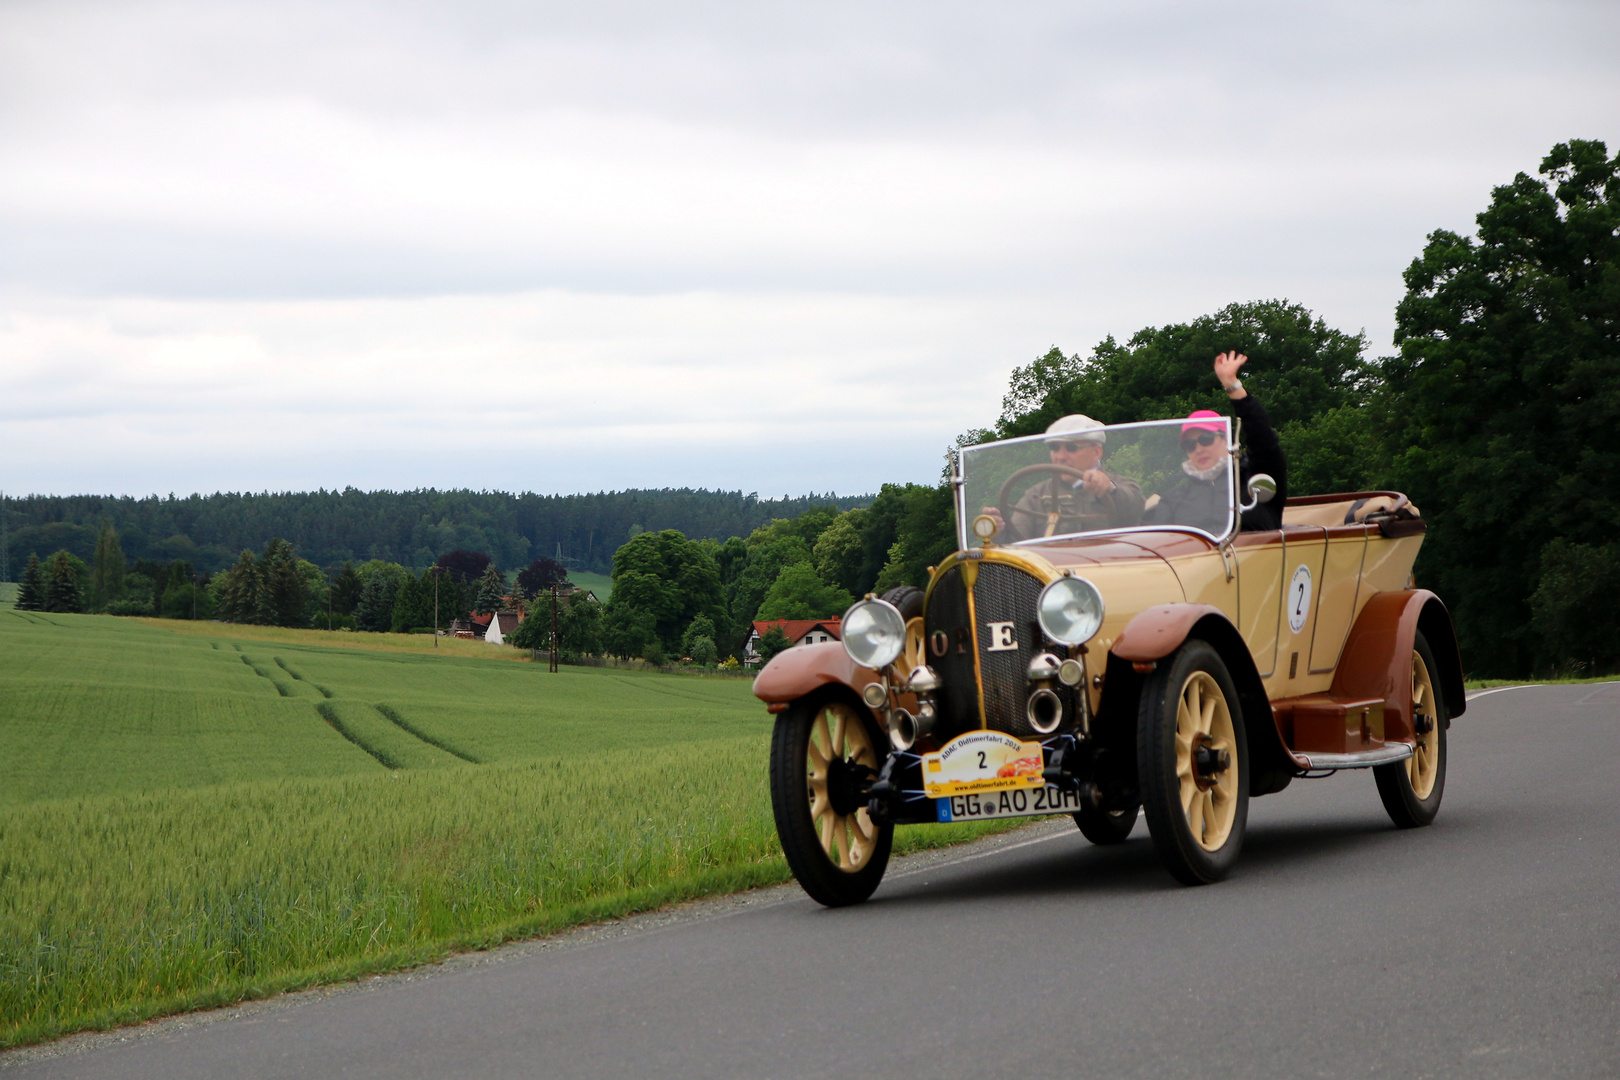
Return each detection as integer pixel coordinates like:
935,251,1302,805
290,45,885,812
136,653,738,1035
1295,743,1414,771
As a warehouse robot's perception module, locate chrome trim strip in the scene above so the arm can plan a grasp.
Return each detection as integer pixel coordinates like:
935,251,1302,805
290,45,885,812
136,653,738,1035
1297,743,1415,771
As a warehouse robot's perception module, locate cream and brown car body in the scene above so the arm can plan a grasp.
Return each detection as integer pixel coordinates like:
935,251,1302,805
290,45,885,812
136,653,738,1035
758,493,1461,789
757,417,1464,902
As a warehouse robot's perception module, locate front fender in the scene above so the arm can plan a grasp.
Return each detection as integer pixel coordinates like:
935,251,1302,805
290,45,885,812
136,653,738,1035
1111,604,1296,797
752,642,879,705
1111,603,1226,662
1332,589,1465,741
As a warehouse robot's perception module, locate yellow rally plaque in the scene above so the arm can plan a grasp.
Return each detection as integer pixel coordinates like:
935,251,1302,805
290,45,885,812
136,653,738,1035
922,731,1047,799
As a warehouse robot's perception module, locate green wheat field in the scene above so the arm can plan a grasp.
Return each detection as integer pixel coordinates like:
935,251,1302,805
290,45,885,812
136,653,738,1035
0,609,1008,1048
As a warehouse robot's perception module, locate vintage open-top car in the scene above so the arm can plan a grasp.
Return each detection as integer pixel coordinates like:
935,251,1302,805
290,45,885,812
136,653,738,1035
755,417,1464,905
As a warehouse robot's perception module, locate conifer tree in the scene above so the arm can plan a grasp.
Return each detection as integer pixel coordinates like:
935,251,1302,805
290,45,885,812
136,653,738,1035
354,569,401,632
475,564,508,614
15,553,45,610
332,562,362,615
89,521,126,611
214,550,261,623
46,551,84,613
254,539,308,627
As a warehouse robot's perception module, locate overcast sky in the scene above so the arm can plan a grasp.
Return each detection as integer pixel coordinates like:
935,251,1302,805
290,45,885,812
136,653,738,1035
2,0,1616,499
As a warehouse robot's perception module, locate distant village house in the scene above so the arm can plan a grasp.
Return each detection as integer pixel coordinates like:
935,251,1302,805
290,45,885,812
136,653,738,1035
743,618,842,665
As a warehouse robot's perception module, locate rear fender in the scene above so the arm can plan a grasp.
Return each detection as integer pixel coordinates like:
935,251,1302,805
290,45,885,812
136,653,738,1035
1111,605,1295,797
1332,590,1466,740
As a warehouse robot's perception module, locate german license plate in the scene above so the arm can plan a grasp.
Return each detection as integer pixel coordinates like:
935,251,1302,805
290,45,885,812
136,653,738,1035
935,784,1086,822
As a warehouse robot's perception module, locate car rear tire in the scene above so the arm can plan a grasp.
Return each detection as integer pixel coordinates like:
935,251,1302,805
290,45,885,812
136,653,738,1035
769,690,893,906
1137,640,1249,885
1374,629,1447,828
1075,802,1139,845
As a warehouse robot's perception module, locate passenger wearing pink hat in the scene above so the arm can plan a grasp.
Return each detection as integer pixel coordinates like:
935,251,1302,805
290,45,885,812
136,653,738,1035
1146,351,1288,533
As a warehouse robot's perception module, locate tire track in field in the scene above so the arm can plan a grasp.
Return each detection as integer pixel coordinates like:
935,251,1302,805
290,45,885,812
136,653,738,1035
314,702,405,769
239,653,295,696
373,703,482,763
273,657,335,698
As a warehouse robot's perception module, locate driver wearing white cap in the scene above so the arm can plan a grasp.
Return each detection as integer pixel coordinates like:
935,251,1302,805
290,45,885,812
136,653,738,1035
985,414,1145,540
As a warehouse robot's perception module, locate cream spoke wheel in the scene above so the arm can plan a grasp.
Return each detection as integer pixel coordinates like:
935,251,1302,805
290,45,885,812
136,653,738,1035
1409,651,1439,800
770,694,895,906
804,702,878,871
1173,671,1237,852
1137,641,1248,884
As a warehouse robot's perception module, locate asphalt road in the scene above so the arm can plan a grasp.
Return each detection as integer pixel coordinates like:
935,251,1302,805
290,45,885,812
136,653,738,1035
7,683,1618,1079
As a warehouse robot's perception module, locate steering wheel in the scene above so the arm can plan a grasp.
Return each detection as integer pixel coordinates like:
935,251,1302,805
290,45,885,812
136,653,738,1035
995,463,1116,540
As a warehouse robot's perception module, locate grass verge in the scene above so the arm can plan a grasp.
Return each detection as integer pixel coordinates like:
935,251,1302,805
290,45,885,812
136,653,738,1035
0,745,1020,1048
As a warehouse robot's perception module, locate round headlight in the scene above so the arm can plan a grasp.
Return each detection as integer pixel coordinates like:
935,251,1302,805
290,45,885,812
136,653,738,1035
1037,575,1105,645
841,597,908,669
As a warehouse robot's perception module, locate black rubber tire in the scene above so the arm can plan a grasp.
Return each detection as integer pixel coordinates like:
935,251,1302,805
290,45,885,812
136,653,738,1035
1137,640,1250,885
769,690,894,907
1374,629,1448,828
880,585,925,621
1075,802,1139,845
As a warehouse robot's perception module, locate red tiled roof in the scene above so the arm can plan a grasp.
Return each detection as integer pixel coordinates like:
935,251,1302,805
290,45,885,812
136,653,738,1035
751,618,842,643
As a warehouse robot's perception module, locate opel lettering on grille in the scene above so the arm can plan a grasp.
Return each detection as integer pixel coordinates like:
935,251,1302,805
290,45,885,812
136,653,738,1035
985,621,1018,651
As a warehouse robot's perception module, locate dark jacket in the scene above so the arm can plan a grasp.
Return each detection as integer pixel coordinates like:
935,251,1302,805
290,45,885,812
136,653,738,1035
1148,394,1288,534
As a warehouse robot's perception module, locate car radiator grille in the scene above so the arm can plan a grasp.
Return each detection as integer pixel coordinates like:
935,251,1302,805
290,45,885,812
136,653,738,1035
925,560,1075,740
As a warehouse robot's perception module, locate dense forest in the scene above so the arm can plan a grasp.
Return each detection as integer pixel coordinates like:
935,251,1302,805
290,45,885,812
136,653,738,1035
0,488,870,577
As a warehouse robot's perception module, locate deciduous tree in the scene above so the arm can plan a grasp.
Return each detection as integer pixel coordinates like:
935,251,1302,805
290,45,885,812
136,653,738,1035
610,529,726,654
755,563,854,621
600,601,657,660
435,549,491,584
516,558,567,595
1385,139,1620,675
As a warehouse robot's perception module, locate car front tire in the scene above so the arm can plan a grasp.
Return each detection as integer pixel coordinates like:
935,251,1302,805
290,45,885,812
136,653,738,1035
1136,640,1249,885
769,690,893,907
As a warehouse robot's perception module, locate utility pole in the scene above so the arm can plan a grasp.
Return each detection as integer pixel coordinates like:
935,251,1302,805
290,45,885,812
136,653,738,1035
549,583,560,673
433,569,440,648
0,490,9,584
326,566,334,631
192,572,198,621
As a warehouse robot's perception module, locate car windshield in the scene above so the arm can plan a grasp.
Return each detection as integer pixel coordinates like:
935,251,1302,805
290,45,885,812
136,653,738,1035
955,417,1237,549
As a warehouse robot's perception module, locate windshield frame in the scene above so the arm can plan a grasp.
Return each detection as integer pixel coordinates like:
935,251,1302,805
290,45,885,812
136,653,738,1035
952,417,1240,550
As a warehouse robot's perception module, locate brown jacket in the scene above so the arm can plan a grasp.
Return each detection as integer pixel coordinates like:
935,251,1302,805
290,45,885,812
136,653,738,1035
1007,467,1145,540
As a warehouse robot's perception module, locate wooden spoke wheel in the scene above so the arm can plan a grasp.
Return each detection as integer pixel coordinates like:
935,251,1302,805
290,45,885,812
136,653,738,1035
1375,629,1448,828
1137,640,1249,884
769,692,893,906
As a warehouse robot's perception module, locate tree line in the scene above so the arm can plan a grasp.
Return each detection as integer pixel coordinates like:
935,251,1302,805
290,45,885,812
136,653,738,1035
1,487,871,579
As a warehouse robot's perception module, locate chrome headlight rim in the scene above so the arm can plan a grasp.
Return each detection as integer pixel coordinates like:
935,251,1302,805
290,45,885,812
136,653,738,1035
1037,575,1105,646
840,596,908,670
